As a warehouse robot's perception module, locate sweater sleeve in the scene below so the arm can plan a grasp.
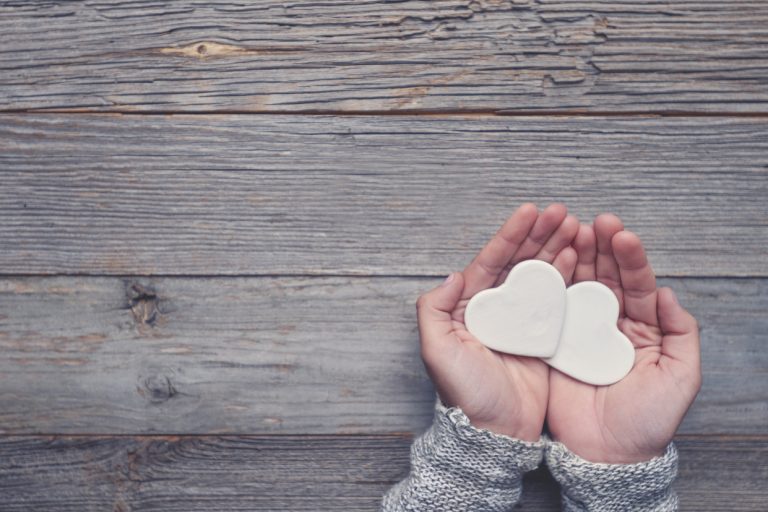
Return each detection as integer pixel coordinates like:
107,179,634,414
381,400,545,512
545,441,679,512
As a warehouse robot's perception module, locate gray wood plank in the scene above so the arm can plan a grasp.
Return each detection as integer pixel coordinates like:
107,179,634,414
0,276,765,435
1,1,767,112
0,435,765,511
1,115,767,277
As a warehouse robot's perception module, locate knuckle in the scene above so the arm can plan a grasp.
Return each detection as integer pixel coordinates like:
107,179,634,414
415,293,430,311
691,317,700,333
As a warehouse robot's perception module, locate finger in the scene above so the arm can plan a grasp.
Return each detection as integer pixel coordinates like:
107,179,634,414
657,287,700,363
492,203,568,286
612,230,659,326
495,214,578,286
416,272,466,357
657,287,702,391
594,213,625,313
535,214,580,263
572,223,597,283
511,203,569,263
462,203,538,299
552,246,578,285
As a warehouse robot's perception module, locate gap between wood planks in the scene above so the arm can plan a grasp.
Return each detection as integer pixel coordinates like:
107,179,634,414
1,109,768,118
0,273,760,280
0,433,764,440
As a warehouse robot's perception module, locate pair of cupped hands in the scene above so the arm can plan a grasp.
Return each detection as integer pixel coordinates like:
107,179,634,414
417,204,702,464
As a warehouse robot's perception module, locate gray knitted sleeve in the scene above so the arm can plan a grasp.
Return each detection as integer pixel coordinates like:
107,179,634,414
545,441,679,511
381,400,545,512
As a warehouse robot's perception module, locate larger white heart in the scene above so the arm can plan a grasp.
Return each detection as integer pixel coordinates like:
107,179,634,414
465,260,566,357
544,281,635,385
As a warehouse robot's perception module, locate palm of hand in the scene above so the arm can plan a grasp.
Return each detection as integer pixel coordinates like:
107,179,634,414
547,217,701,463
444,299,550,441
548,318,675,463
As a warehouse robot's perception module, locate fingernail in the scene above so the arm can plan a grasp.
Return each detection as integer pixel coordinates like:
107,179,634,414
668,288,679,305
441,273,456,286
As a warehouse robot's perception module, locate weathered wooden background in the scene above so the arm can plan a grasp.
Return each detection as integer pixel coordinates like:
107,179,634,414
1,1,767,510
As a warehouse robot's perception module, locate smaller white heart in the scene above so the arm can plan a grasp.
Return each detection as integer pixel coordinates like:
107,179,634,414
465,260,566,357
544,281,635,385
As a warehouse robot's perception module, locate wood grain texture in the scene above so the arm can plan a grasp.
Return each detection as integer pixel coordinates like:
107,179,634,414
0,276,765,435
2,114,767,276
1,1,767,112
0,435,765,511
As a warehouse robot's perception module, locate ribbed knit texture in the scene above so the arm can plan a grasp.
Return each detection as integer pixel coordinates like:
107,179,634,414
545,441,679,511
381,400,545,511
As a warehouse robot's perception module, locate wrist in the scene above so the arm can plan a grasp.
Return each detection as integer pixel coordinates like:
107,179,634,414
463,401,545,443
558,441,666,465
472,418,542,442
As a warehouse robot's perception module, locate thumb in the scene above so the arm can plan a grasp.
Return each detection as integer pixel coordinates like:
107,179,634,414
657,287,701,385
416,272,465,351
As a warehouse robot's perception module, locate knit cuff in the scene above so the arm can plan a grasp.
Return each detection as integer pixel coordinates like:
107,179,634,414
429,400,546,478
381,400,545,511
545,441,679,512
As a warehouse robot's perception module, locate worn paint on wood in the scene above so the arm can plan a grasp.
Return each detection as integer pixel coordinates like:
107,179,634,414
1,1,766,508
1,1,767,112
0,435,765,511
0,276,765,435
2,115,767,276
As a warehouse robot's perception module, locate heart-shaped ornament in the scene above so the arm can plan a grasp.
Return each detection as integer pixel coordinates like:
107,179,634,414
543,281,635,385
465,260,566,357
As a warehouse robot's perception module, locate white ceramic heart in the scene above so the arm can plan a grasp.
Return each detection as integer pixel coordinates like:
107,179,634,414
543,281,635,385
465,260,566,357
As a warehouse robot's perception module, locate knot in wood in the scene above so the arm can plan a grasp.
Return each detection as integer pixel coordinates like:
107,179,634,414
141,374,178,404
127,283,160,326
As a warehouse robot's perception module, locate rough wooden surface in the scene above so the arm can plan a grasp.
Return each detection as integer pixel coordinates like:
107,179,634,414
2,114,767,277
0,435,765,511
1,1,767,112
3,0,766,508
0,276,765,435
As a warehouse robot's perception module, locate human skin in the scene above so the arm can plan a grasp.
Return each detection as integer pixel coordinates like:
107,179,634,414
416,203,579,441
547,214,702,463
416,207,701,459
